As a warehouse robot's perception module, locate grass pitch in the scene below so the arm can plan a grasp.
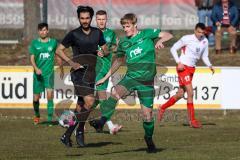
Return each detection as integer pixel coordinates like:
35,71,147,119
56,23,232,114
0,109,240,160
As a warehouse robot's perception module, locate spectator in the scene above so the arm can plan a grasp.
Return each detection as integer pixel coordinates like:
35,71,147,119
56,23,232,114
195,0,217,46
211,0,239,54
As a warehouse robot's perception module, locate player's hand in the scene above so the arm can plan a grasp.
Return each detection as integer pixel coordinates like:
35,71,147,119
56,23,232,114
97,50,104,57
60,69,64,80
210,66,215,75
216,21,221,26
96,78,106,86
69,61,83,70
35,68,42,75
177,62,185,71
155,41,165,49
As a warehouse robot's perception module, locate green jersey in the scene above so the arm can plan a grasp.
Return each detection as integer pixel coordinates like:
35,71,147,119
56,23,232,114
117,28,161,81
29,38,58,76
97,28,117,66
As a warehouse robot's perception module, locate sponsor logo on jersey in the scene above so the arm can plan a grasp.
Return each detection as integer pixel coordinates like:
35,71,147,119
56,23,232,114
39,52,50,59
130,47,143,58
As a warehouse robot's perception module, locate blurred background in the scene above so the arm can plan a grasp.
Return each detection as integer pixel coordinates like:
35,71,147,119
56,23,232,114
0,0,239,66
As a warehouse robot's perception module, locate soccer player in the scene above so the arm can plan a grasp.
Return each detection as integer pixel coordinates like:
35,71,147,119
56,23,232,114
29,23,64,126
94,13,173,153
56,6,108,147
158,23,215,128
91,10,122,134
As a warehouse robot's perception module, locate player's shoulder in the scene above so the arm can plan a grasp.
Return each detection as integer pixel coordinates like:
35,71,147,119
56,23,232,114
30,39,39,46
49,38,57,43
105,28,115,34
181,34,193,41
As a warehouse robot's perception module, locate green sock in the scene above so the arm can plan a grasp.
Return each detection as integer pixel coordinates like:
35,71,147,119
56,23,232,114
47,100,54,122
100,97,118,121
33,101,40,117
143,120,154,138
91,99,100,109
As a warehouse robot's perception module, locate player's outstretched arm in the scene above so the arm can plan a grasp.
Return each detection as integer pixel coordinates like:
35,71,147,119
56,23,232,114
155,32,173,49
96,56,124,86
55,54,64,79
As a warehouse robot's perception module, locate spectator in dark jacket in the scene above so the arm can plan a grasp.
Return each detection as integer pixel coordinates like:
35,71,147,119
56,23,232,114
211,0,239,54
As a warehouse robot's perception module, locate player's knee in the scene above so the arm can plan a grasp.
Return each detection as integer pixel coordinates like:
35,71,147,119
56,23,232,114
142,110,153,122
176,89,184,98
111,87,121,100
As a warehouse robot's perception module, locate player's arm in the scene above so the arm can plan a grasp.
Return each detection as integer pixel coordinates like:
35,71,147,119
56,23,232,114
56,44,82,70
30,55,42,75
155,31,173,49
55,54,64,79
96,56,124,86
170,37,186,71
201,45,215,74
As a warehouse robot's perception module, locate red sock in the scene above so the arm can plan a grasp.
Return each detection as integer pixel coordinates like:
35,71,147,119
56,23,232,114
161,97,176,110
187,103,195,121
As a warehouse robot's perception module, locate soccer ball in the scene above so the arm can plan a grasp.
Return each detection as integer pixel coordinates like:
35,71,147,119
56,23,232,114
58,110,76,128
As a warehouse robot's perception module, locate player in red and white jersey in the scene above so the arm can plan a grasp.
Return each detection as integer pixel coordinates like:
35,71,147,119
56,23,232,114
158,23,215,128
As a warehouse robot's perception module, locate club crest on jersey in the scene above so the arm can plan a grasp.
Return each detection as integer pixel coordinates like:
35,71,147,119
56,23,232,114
130,47,143,58
48,46,53,52
105,36,111,43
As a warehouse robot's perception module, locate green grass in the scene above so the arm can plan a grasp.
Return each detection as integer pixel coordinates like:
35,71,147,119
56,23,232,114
0,109,240,160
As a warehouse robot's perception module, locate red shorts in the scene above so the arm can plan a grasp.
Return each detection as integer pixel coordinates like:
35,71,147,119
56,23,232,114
177,65,195,86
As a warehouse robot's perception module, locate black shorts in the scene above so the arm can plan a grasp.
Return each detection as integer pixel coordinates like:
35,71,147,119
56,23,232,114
70,67,95,97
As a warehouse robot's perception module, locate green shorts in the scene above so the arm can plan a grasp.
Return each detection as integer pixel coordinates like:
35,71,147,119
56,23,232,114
33,73,54,94
118,76,154,108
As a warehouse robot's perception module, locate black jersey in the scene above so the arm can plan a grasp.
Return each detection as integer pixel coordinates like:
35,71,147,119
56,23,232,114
62,26,106,83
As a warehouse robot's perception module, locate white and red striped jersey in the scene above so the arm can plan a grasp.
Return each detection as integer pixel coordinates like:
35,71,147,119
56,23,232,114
170,34,212,67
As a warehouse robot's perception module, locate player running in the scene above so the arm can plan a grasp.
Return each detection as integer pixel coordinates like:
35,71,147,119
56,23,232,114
158,23,215,128
93,13,173,153
29,23,63,126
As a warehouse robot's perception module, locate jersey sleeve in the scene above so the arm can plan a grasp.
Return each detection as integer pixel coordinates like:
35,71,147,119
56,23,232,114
98,30,106,47
143,28,161,40
53,39,58,53
61,31,74,48
111,31,117,45
170,36,188,63
29,40,37,55
116,39,125,57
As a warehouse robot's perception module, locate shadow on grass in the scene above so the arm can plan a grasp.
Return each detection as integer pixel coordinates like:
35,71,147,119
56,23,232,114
85,142,123,148
96,147,166,155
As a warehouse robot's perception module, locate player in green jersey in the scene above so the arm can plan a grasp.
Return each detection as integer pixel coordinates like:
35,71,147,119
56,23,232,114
29,23,64,126
90,10,122,134
93,13,173,153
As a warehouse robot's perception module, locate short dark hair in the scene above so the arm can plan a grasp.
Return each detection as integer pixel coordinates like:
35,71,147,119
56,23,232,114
77,6,94,18
38,23,48,30
96,10,107,16
195,23,206,30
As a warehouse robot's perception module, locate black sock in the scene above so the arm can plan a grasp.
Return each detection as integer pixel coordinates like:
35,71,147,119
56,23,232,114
99,116,107,127
76,107,91,133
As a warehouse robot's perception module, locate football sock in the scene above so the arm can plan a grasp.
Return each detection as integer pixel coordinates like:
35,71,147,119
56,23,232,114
33,101,40,117
187,103,195,121
100,97,118,121
91,99,99,109
76,107,91,133
143,120,154,138
47,100,54,122
161,96,176,110
106,120,114,130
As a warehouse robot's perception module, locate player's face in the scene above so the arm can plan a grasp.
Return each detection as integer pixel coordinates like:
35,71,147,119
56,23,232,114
194,27,205,40
79,12,92,29
38,27,48,39
122,22,137,37
96,14,107,30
